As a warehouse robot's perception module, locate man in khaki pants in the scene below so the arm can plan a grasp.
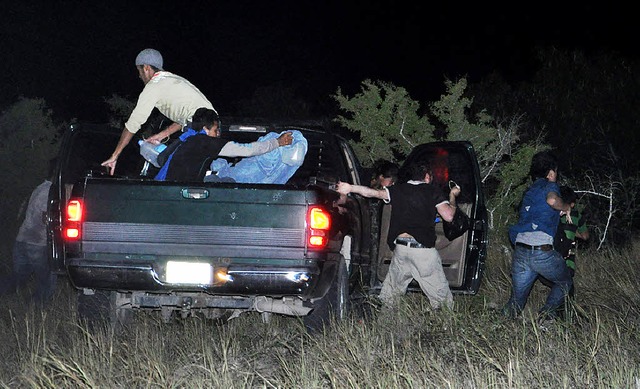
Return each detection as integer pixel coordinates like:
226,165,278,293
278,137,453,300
337,162,460,309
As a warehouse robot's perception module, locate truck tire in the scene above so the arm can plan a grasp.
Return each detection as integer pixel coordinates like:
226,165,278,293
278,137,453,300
77,289,110,325
303,255,350,332
77,290,133,332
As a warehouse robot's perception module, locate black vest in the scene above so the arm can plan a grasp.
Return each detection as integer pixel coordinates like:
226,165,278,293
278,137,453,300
165,134,229,181
386,182,447,248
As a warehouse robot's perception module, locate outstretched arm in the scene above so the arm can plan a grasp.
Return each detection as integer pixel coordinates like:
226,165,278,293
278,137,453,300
219,132,293,157
547,191,573,223
101,128,134,176
335,181,389,200
146,122,183,145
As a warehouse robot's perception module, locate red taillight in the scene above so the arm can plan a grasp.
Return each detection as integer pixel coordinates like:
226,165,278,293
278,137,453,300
67,200,82,221
64,199,83,240
307,206,331,248
65,228,80,239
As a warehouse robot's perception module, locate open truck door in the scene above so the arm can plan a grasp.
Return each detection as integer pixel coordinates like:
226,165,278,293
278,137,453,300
372,141,488,294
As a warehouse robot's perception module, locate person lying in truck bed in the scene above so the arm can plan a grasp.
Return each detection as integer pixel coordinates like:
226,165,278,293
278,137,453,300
206,129,307,184
154,108,293,181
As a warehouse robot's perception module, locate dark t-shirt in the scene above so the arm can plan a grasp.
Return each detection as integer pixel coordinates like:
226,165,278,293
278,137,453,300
165,134,229,181
554,209,587,258
386,181,448,248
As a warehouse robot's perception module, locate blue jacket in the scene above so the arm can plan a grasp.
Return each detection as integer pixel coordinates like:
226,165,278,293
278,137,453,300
154,128,204,181
508,178,561,244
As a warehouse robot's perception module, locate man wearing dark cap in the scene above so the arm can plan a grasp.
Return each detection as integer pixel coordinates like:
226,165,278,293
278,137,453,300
101,48,217,175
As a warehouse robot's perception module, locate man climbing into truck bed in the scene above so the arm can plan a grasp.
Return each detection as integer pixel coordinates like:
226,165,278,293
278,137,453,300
101,48,217,176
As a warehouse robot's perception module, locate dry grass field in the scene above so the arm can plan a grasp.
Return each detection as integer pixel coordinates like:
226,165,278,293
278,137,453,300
0,240,638,388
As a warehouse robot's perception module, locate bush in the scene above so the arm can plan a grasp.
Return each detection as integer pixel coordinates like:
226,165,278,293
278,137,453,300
0,98,62,269
333,78,548,242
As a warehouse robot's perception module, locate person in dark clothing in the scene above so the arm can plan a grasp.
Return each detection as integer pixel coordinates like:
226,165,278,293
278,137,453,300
336,162,460,309
0,159,57,304
540,185,590,304
370,159,399,189
370,160,399,273
155,108,292,181
554,186,590,279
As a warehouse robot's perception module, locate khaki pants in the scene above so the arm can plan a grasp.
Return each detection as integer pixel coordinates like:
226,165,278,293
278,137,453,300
379,245,453,309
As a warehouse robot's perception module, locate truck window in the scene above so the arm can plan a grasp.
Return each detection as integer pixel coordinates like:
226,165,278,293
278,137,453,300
403,145,477,204
62,128,144,187
287,135,350,187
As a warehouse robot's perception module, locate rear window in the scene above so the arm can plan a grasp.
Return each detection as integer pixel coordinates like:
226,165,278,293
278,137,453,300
401,143,478,204
61,125,144,186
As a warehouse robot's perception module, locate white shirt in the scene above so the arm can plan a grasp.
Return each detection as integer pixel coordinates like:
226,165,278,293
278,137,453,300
125,71,216,134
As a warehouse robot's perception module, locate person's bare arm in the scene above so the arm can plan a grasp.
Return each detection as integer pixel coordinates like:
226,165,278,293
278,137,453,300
547,191,570,212
146,122,183,145
547,191,572,223
576,230,589,240
219,132,293,157
101,128,134,176
335,182,388,200
437,202,457,222
437,184,461,222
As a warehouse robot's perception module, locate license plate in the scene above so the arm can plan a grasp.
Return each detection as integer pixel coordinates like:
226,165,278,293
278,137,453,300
166,261,213,285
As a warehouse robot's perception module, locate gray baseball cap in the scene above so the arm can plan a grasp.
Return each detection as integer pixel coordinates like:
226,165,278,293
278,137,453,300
135,48,163,70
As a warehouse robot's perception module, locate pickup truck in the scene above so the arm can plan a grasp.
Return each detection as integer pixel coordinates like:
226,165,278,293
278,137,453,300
47,120,487,330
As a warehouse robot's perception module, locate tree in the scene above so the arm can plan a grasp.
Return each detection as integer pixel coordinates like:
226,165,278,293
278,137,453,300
333,80,433,166
468,48,640,246
333,78,543,240
0,98,62,268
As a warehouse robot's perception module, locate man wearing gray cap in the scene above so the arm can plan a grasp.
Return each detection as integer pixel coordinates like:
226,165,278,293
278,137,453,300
101,48,217,175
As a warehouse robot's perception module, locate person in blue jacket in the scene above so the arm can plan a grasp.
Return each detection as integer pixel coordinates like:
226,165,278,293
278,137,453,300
502,151,573,323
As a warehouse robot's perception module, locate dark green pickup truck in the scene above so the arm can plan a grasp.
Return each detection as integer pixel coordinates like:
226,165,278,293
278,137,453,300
47,120,487,330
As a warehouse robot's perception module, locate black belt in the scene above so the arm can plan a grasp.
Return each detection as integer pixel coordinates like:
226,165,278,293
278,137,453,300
394,239,429,249
516,242,553,251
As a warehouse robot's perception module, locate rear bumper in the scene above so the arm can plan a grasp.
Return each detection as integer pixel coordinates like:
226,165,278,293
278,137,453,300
67,257,333,299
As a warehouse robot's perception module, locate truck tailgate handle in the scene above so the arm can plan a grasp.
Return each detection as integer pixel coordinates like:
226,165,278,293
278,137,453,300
181,188,209,199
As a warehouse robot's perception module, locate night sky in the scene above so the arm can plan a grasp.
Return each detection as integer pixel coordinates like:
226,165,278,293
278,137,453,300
1,2,636,123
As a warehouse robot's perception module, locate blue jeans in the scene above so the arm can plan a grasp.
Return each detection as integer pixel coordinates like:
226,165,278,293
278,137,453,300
0,241,57,303
503,246,572,317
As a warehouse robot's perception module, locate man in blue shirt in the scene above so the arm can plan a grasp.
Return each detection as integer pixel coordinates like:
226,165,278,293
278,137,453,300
503,151,573,322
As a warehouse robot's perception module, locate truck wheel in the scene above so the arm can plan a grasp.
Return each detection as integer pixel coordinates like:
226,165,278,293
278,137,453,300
77,289,110,326
111,292,134,330
303,255,350,333
77,290,133,332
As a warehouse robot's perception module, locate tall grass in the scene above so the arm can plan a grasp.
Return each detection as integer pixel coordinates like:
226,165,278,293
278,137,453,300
0,243,639,388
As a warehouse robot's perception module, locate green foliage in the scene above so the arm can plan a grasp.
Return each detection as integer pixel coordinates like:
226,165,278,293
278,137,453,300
468,48,640,245
333,80,433,166
0,98,62,258
104,94,135,129
334,78,538,233
487,143,547,241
